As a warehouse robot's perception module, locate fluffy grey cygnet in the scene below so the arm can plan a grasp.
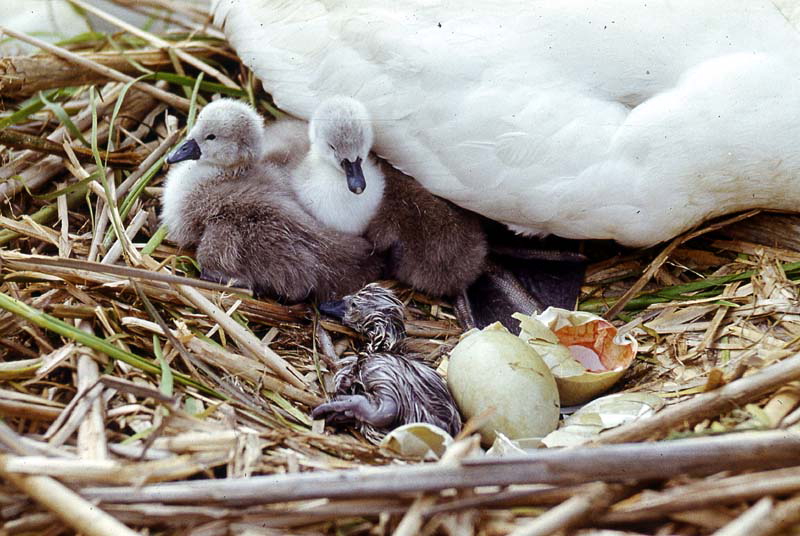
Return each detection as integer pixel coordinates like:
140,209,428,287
266,96,488,299
161,98,382,302
313,283,462,443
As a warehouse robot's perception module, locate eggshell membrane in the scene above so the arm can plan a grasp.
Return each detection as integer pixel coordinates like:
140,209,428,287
447,323,560,445
515,309,637,405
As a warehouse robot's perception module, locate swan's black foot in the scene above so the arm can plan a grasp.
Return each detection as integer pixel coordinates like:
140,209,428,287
312,394,398,428
499,249,586,310
456,233,586,331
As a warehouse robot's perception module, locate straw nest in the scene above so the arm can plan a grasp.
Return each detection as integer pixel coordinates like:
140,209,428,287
1,2,800,535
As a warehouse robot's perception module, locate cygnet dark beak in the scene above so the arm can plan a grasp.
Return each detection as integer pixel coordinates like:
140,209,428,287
341,157,366,194
167,139,201,164
318,299,348,320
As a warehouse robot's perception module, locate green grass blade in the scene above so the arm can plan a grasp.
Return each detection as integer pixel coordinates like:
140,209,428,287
54,31,108,46
187,72,205,131
261,390,311,428
580,260,800,313
153,335,174,398
16,172,98,202
38,90,90,146
118,154,167,221
0,291,220,398
0,89,78,130
90,86,131,257
141,225,168,256
152,72,245,98
0,96,48,130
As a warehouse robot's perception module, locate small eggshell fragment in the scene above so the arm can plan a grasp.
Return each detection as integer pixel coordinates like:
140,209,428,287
447,322,560,445
380,423,453,460
541,392,664,447
514,308,637,405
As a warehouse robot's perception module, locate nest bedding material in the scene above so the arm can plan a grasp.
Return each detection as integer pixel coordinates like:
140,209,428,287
0,3,800,534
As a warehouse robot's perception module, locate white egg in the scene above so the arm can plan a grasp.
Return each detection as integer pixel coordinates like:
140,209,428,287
447,322,560,445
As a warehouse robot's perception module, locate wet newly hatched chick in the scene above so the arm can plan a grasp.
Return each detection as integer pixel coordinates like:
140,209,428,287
161,98,382,302
312,284,462,443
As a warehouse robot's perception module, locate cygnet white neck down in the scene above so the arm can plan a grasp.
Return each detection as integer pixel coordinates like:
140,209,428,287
292,96,385,235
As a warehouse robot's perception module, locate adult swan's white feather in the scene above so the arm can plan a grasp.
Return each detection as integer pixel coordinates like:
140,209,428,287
212,0,800,247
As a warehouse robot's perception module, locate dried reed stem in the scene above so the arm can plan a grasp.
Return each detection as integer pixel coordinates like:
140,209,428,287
69,0,238,88
0,26,191,111
711,497,773,536
594,349,800,444
0,455,138,536
175,284,306,388
0,46,216,98
507,482,620,536
602,466,800,523
604,210,759,318
82,431,800,506
0,129,143,168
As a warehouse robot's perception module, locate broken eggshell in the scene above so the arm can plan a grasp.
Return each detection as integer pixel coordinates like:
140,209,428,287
447,322,560,445
380,422,453,460
542,392,664,447
513,308,637,405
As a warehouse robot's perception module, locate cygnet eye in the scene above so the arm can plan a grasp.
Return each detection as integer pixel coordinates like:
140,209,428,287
328,143,335,151
205,134,216,141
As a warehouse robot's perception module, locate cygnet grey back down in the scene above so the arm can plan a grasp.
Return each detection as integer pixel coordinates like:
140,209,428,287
368,163,488,297
179,168,383,301
262,118,309,170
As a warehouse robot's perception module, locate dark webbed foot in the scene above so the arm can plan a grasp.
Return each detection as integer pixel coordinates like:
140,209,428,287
456,263,544,330
456,226,587,330
312,394,399,428
501,253,586,310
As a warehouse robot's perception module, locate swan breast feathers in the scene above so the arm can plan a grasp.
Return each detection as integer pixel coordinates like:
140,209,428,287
213,0,800,246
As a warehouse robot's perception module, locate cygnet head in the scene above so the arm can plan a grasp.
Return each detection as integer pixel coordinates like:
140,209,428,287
166,98,266,170
308,96,374,194
319,283,406,353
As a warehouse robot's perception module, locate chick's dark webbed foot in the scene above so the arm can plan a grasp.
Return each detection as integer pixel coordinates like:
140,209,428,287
312,395,398,428
456,238,586,331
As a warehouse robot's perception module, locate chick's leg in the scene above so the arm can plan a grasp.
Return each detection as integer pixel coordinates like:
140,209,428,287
312,395,398,428
456,225,586,330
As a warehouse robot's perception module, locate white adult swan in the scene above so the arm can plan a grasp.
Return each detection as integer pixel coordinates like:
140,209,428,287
212,0,800,248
